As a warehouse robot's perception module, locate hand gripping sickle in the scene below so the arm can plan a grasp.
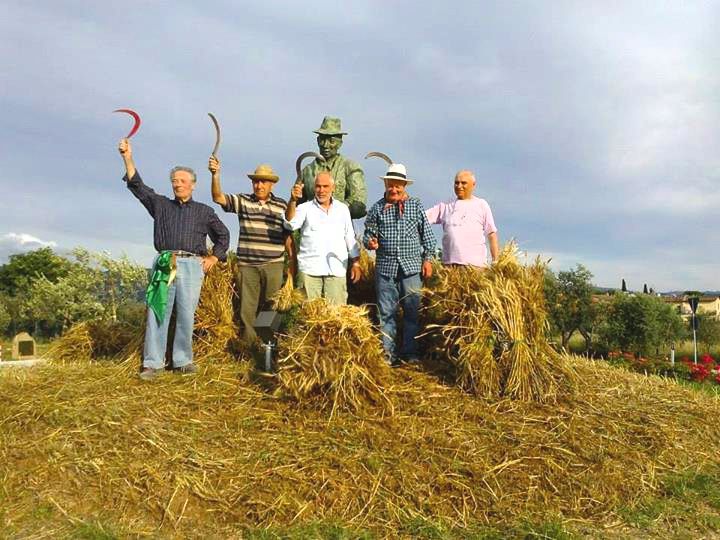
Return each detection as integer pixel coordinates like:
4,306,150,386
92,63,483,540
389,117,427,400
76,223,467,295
294,151,325,186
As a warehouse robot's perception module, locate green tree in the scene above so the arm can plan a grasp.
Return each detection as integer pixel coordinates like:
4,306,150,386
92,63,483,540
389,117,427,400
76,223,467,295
0,296,10,335
0,247,70,296
596,293,686,356
93,250,147,322
544,264,596,349
21,262,104,333
695,313,720,353
20,249,147,335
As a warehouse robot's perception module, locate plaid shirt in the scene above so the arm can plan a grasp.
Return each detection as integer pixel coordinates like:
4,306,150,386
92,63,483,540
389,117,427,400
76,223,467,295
363,196,436,278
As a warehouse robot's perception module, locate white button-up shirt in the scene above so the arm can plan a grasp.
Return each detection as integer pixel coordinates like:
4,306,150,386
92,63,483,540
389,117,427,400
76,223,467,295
287,198,360,277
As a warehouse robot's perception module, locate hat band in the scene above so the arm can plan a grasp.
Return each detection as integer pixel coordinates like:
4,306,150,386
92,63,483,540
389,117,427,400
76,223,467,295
385,171,407,179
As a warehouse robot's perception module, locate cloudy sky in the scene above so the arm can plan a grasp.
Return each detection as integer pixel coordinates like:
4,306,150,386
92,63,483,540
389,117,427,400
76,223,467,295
2,1,718,291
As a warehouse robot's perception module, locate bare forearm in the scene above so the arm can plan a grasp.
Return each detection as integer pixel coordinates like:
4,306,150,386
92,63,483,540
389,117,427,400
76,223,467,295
122,155,136,180
211,172,226,205
488,232,499,261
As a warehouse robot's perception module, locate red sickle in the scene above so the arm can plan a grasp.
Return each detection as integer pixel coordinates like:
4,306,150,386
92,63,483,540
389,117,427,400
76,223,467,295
113,108,142,138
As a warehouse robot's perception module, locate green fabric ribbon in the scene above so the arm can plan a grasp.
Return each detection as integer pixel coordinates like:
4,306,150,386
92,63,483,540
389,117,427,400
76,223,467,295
146,251,174,324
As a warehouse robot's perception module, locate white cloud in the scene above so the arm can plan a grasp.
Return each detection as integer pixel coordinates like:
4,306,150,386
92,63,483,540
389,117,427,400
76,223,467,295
0,233,57,263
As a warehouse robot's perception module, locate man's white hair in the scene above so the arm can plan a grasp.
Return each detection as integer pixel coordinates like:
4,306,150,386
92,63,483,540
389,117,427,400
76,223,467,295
315,170,335,186
169,166,197,183
455,169,476,184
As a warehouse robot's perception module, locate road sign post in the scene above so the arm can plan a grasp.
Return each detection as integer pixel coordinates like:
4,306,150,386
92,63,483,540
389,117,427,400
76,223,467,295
688,296,699,365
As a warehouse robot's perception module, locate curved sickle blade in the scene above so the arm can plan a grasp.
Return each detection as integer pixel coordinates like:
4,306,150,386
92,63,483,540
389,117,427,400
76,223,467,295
208,112,221,157
113,108,141,138
295,151,325,183
364,151,393,165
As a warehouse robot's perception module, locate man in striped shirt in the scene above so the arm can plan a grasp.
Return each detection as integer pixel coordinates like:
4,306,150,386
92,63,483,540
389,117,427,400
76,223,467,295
209,156,295,343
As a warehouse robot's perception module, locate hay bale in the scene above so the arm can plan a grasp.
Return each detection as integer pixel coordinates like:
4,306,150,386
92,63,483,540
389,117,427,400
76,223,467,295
423,242,576,403
275,298,392,414
44,319,139,365
44,321,94,364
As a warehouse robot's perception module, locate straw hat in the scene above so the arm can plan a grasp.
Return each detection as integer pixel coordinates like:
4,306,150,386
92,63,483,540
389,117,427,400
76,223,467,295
247,164,279,182
379,163,413,185
313,116,347,136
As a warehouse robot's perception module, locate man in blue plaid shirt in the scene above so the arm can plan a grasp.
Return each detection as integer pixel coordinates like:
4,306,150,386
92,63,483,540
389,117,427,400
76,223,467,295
363,163,436,366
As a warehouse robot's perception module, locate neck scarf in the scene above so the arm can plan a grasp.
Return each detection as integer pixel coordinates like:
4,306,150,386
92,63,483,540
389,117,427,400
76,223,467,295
384,193,409,216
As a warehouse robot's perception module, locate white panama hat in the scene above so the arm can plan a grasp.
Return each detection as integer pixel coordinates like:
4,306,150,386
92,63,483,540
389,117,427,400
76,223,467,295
379,163,413,185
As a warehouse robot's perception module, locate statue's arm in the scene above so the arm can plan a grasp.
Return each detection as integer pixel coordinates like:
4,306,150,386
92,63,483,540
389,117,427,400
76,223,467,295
345,160,367,219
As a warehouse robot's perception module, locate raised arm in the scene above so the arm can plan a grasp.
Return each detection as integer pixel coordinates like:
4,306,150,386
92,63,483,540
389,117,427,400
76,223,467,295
286,182,303,221
119,138,159,216
118,138,136,179
209,156,227,206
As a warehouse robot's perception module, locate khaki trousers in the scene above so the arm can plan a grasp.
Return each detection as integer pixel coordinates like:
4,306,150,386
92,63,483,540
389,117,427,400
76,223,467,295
237,261,284,343
299,272,347,305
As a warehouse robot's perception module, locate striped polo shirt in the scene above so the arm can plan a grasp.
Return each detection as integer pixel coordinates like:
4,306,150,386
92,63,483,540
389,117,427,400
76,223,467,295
222,192,289,265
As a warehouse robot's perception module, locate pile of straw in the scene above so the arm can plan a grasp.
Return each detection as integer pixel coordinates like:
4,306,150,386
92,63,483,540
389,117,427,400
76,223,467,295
193,259,240,361
44,319,137,364
2,354,720,538
275,298,392,414
347,247,376,307
423,242,575,403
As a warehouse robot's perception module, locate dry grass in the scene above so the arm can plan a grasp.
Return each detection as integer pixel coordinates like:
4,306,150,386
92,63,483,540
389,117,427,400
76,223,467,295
423,242,576,403
16,245,720,535
271,274,305,312
348,247,376,307
44,319,137,365
1,354,719,538
274,298,392,415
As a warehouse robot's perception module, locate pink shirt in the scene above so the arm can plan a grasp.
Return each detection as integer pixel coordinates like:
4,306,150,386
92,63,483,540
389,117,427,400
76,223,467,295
426,196,497,267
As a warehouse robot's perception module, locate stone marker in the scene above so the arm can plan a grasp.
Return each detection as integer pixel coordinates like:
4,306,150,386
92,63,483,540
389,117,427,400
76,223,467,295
11,332,36,360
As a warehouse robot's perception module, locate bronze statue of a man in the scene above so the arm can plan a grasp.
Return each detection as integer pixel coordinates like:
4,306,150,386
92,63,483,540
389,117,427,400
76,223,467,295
299,116,367,219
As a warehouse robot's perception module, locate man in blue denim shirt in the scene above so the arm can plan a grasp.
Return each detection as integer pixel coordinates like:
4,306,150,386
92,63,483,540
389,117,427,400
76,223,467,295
363,163,436,365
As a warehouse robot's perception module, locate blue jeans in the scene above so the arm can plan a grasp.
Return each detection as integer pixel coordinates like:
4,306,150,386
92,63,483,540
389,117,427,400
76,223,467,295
375,270,422,363
143,257,204,369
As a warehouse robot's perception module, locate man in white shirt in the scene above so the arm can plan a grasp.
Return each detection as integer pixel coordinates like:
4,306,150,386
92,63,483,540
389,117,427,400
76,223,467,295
286,171,361,304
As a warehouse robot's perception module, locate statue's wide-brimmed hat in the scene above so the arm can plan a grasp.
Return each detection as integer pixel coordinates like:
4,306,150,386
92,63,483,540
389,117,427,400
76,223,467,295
313,116,347,136
379,163,413,185
247,164,279,182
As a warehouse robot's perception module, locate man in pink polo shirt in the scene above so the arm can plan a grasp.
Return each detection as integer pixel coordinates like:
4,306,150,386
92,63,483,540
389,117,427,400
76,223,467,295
426,170,499,267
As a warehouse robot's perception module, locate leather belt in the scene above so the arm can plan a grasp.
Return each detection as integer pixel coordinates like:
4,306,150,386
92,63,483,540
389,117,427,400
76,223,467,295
169,250,200,258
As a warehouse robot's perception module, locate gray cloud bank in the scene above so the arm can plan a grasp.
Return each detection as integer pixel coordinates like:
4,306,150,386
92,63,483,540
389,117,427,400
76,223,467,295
1,1,718,290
